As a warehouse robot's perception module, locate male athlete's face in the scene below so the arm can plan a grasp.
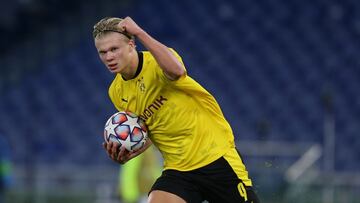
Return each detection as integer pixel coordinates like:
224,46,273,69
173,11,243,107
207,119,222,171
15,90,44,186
95,32,135,74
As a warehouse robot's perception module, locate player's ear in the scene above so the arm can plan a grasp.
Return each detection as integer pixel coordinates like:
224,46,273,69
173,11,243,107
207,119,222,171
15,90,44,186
128,39,136,48
127,40,136,53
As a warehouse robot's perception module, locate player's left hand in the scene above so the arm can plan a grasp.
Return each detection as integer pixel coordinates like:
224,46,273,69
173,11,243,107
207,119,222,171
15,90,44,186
118,16,144,37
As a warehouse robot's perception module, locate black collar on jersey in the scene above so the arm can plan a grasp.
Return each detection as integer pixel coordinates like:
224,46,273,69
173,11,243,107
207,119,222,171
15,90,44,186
122,51,143,80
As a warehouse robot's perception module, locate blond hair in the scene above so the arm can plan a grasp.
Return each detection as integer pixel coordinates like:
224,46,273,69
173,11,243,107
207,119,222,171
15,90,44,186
93,17,134,40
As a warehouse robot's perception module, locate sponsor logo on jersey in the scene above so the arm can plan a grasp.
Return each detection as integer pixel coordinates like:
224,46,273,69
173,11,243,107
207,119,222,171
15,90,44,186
140,95,167,121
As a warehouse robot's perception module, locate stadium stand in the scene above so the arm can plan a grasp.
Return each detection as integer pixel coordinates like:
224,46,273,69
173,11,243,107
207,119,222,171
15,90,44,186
0,0,359,175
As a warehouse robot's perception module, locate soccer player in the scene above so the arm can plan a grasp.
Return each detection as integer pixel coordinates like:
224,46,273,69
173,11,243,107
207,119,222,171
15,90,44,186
94,16,260,203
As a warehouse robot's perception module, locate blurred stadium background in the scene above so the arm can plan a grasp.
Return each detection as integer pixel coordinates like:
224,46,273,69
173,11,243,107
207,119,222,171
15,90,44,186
0,0,359,202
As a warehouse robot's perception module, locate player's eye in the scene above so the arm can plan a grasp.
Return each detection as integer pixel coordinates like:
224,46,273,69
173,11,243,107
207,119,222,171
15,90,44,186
110,47,118,52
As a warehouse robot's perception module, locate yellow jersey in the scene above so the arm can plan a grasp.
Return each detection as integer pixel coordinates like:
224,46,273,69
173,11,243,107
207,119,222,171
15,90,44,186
108,50,250,185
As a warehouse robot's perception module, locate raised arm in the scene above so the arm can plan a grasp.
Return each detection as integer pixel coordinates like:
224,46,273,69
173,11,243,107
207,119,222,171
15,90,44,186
118,17,185,80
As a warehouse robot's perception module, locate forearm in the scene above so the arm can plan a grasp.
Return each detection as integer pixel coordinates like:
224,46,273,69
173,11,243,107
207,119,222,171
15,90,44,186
136,30,185,80
136,138,152,155
126,138,153,161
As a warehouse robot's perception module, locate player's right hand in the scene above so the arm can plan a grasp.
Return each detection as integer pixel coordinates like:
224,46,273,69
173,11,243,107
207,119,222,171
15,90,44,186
103,141,127,164
103,139,152,164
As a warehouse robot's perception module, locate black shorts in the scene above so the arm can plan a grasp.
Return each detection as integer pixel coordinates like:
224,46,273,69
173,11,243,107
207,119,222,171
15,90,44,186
149,151,260,203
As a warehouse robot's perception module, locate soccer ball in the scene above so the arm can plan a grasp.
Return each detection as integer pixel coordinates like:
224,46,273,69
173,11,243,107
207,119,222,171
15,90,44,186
104,111,148,152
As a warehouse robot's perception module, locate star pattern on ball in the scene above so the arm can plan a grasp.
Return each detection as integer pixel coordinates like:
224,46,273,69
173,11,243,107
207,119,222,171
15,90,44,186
104,111,148,152
105,121,117,139
121,115,140,134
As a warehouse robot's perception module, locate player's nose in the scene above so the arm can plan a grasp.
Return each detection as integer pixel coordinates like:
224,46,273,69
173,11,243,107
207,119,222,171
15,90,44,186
105,52,115,61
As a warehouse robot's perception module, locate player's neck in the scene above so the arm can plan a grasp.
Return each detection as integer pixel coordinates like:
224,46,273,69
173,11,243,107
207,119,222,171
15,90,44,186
122,51,140,81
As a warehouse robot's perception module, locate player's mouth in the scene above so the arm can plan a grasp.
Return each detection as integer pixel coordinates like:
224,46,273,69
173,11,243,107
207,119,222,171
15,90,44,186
108,63,118,70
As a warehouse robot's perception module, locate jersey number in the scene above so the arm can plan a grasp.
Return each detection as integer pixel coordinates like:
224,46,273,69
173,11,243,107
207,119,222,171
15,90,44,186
237,182,248,201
